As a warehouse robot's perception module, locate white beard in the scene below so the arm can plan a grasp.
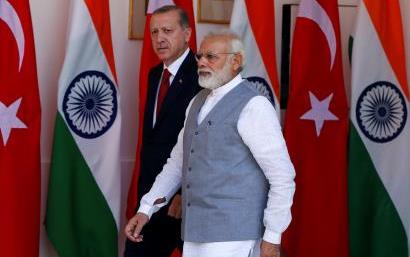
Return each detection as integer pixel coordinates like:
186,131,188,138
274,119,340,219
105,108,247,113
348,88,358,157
198,62,233,90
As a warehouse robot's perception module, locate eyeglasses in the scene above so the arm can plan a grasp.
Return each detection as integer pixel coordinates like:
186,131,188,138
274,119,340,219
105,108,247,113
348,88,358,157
195,52,238,63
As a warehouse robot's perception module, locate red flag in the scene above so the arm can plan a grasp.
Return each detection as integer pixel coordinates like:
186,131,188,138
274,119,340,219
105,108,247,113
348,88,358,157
0,1,41,257
282,0,348,257
126,0,196,219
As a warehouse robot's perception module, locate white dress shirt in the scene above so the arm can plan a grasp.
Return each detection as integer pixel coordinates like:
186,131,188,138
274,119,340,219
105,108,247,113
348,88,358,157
139,73,296,245
153,47,190,126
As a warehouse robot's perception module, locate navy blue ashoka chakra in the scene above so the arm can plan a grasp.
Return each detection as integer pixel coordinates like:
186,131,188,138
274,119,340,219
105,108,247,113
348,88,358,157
246,76,276,108
356,81,407,143
63,70,118,139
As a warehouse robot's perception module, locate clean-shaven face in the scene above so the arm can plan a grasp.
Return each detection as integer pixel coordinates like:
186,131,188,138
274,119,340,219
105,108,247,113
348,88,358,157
150,10,191,66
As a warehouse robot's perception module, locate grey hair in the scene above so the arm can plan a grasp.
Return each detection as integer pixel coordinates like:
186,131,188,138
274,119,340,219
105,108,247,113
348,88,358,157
203,29,246,68
152,5,190,29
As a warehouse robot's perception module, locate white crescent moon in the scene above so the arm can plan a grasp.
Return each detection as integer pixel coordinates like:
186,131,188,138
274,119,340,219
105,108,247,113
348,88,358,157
147,0,175,14
0,0,25,71
298,0,336,70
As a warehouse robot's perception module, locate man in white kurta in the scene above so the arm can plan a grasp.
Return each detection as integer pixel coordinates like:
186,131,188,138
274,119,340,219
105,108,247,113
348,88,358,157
125,30,295,257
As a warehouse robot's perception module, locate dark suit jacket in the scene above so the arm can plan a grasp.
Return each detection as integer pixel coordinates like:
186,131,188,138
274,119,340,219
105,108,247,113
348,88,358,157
137,50,200,204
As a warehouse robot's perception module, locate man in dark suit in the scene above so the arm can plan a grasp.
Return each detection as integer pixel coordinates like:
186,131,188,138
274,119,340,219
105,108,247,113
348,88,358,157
124,5,200,257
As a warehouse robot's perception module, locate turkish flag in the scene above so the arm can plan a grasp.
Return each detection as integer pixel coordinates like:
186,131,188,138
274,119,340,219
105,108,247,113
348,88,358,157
0,1,41,257
282,0,349,257
126,0,196,219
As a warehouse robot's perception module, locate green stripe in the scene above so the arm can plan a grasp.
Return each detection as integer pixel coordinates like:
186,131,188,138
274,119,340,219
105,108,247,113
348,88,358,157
45,113,117,257
348,123,408,257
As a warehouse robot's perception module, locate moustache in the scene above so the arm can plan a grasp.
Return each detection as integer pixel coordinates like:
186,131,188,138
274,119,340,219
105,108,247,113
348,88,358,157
198,69,213,76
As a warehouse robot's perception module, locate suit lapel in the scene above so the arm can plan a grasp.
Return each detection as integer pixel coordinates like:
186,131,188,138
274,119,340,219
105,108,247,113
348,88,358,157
155,51,197,127
145,65,162,131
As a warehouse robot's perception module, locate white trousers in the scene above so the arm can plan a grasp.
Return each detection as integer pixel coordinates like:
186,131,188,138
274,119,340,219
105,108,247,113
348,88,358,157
182,240,261,257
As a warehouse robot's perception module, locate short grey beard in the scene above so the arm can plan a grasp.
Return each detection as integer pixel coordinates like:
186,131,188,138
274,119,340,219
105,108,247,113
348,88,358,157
198,62,233,90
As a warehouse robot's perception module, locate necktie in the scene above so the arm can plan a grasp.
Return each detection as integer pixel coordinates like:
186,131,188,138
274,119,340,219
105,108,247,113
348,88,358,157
157,68,171,115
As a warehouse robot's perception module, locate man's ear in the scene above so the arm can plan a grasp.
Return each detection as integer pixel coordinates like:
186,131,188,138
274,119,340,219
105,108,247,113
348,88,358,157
231,53,243,72
184,27,192,44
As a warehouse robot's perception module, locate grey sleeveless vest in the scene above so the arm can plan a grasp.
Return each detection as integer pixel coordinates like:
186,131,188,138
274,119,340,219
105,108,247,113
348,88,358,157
181,81,269,242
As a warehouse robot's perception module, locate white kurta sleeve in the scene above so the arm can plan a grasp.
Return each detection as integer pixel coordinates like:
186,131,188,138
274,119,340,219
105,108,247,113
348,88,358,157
238,96,296,244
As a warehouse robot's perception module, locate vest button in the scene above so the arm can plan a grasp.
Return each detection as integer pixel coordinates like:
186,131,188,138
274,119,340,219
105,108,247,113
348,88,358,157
188,167,192,171
208,120,212,126
187,202,191,207
186,184,190,189
190,149,194,153
194,131,199,135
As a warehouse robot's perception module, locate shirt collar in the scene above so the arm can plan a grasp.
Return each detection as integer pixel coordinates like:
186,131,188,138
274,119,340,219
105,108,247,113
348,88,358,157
163,48,190,77
211,73,244,97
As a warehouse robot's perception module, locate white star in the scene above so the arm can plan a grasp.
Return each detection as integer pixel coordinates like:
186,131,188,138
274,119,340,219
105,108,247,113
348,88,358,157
300,92,338,136
0,98,27,146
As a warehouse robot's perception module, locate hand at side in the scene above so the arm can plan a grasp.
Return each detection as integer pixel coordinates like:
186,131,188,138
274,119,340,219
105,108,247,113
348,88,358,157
124,213,149,242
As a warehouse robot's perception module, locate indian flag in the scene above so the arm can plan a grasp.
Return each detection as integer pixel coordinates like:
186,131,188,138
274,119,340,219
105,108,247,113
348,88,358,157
349,0,409,256
230,0,280,113
45,0,121,257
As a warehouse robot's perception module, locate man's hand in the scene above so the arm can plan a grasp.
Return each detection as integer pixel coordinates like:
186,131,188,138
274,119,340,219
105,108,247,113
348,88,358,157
124,213,149,242
167,194,182,219
260,240,280,257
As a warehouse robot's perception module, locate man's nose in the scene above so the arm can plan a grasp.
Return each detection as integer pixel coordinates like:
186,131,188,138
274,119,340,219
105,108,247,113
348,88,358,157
196,55,207,66
153,33,165,43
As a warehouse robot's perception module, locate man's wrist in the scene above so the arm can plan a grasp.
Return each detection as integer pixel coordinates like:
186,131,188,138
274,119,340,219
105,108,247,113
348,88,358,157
137,203,154,219
263,228,281,244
